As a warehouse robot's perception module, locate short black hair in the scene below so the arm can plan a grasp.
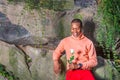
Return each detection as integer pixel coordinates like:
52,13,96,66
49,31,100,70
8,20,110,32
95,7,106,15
71,19,82,28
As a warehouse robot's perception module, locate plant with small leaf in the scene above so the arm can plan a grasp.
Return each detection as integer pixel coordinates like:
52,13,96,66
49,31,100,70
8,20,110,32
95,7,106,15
68,49,74,64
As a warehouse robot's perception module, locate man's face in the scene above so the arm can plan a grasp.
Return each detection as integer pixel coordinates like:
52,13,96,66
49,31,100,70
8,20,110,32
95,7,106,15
71,22,82,38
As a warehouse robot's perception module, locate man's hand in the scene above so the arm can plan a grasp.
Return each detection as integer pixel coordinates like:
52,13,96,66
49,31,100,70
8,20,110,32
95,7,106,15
69,63,79,70
53,60,61,74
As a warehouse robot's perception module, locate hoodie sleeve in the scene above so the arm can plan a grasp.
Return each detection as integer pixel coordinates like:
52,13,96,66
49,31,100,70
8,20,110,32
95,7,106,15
81,42,98,70
53,40,65,61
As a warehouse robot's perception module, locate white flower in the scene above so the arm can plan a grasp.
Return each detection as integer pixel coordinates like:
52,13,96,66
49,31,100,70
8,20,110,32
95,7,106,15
70,49,74,54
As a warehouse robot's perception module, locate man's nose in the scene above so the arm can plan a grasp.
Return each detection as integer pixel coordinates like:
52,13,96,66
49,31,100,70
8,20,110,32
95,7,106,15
73,29,77,32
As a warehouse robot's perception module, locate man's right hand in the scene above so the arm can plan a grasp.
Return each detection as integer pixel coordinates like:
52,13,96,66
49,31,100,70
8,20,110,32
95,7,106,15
53,60,61,74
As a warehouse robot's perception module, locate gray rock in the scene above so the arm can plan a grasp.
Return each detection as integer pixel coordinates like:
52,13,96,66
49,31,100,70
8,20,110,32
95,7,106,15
0,12,49,46
93,56,120,80
0,12,30,44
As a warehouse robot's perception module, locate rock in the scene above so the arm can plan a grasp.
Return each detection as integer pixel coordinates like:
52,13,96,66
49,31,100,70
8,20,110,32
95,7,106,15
0,12,30,44
1,0,119,80
74,0,97,8
0,41,66,80
0,12,51,46
0,41,32,80
93,56,120,80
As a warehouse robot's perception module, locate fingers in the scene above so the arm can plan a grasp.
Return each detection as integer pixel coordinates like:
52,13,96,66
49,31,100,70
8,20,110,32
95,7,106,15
69,63,75,70
69,63,78,70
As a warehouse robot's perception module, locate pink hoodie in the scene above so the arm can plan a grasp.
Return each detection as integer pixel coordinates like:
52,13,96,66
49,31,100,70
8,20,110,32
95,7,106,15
53,34,98,70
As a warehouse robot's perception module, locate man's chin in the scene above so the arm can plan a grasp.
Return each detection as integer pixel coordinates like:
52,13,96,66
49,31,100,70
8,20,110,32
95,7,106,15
73,35,79,38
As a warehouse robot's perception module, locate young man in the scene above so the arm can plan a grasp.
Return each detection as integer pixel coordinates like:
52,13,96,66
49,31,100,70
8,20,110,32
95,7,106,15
53,19,98,80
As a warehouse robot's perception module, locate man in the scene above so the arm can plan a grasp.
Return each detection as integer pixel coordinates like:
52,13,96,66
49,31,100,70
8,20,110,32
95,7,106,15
53,19,98,80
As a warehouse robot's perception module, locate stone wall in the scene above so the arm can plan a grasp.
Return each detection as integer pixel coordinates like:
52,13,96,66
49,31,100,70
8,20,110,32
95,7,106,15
0,0,119,80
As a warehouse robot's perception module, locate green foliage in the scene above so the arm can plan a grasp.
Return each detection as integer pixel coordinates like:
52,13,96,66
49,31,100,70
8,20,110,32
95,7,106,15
113,54,120,72
24,0,40,10
96,0,120,72
68,56,74,64
7,0,67,11
9,49,18,67
57,20,65,39
68,49,74,64
7,0,23,4
96,0,120,52
58,74,65,80
74,13,83,20
26,55,32,63
0,64,19,80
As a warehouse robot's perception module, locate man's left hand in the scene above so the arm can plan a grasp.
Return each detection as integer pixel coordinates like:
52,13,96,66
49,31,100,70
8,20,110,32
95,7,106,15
69,63,79,70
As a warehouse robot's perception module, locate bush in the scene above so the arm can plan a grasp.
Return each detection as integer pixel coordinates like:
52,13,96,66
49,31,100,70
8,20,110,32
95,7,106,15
0,64,19,80
7,0,67,11
96,0,120,72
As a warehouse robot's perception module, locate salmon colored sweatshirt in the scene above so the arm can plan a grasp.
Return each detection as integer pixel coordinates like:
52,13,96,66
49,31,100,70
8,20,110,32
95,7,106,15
53,34,98,70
